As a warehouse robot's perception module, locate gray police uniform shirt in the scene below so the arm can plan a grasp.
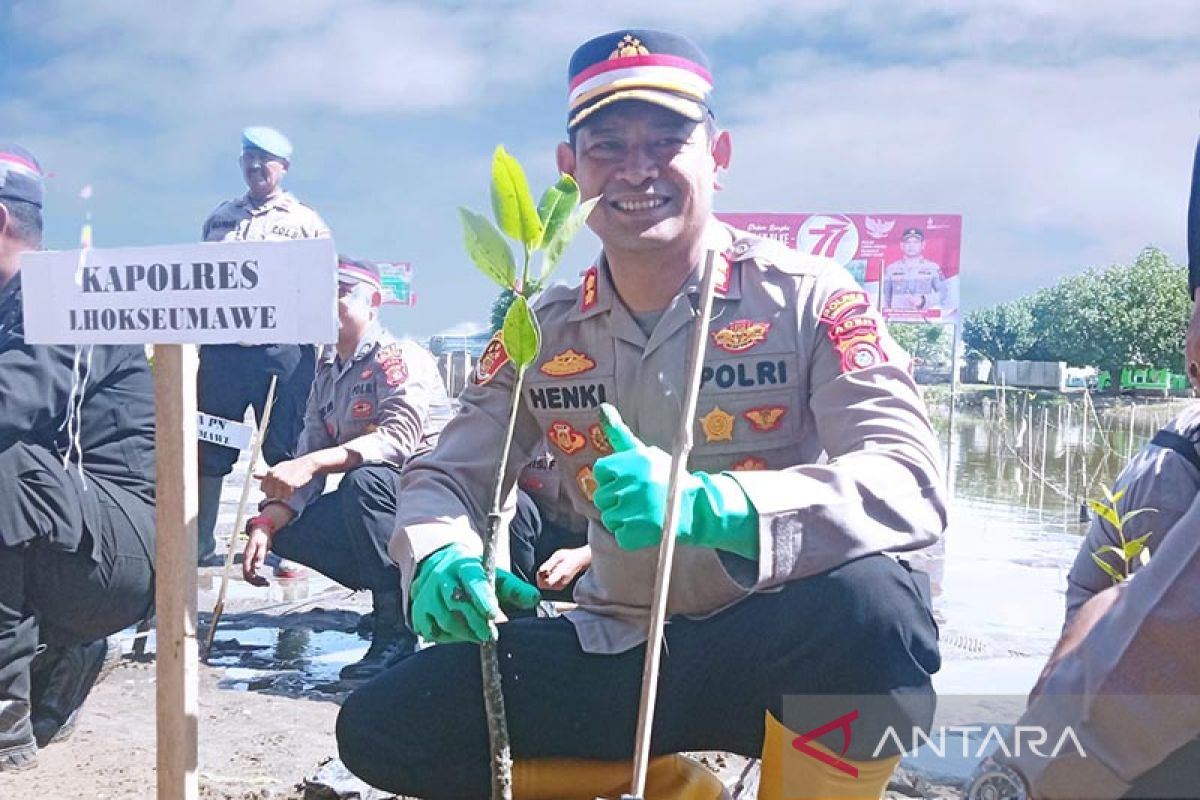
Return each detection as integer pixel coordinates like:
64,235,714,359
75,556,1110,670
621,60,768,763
1065,402,1200,625
1008,491,1200,798
883,258,947,311
1003,404,1200,797
392,222,948,654
283,324,455,518
202,190,330,243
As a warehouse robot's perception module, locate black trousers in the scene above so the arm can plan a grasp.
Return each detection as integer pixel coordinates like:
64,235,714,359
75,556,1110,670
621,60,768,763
270,464,403,594
0,444,155,703
336,554,940,799
197,343,316,476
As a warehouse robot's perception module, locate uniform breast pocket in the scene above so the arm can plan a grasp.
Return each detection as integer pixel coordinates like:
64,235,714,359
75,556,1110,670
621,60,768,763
690,351,806,473
524,372,615,511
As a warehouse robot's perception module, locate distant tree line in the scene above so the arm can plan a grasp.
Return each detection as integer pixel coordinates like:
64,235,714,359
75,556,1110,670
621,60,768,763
961,247,1189,378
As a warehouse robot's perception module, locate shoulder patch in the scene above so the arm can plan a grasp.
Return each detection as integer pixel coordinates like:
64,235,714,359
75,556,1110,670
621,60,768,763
473,331,510,386
375,342,408,386
819,289,871,325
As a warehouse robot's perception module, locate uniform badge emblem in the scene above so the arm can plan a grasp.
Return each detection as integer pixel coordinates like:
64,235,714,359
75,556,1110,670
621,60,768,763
712,320,770,354
819,290,871,325
385,363,408,386
714,254,733,296
581,266,599,311
731,456,768,471
826,316,878,342
473,332,510,386
360,368,374,380
548,421,587,455
589,423,613,455
376,343,408,386
351,400,373,419
743,406,786,432
838,339,884,372
540,348,596,377
699,405,735,442
576,465,598,502
609,34,650,58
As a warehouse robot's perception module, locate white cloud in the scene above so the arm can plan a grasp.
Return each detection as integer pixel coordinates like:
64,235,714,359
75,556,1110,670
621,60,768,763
6,0,1198,334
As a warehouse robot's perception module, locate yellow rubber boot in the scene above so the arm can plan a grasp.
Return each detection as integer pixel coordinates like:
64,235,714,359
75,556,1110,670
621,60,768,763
759,712,899,800
513,753,728,800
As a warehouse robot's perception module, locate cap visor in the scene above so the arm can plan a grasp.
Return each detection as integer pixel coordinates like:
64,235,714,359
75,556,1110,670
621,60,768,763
569,89,706,130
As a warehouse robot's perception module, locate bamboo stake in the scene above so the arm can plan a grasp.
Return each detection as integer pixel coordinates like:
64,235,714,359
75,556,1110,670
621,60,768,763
203,375,278,659
1063,401,1072,503
1127,403,1137,461
154,344,199,800
1039,406,1049,510
623,251,721,800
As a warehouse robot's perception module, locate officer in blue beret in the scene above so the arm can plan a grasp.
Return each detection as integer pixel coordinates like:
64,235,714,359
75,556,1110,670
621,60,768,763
0,143,156,770
196,126,331,567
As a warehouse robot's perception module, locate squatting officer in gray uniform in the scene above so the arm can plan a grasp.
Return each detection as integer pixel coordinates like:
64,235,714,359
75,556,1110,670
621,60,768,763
241,258,454,682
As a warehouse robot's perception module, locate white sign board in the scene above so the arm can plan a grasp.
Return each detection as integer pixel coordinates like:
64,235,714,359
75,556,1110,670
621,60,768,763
196,413,254,451
20,238,338,345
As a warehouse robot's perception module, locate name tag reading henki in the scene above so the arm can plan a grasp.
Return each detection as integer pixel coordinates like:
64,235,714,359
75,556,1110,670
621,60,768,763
20,238,337,346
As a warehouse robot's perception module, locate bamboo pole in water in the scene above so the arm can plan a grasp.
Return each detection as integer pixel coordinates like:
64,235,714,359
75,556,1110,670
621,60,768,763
1063,401,1072,502
1127,403,1137,461
1039,406,1049,510
1080,394,1090,497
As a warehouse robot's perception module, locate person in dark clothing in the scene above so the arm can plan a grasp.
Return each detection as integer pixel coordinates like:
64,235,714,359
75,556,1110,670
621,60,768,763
0,143,156,771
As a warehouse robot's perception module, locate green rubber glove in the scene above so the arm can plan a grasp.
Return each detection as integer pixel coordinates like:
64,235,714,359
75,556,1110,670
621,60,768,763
591,404,760,559
409,544,541,644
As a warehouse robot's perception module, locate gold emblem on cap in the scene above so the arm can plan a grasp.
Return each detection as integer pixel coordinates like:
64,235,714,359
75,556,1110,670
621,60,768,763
610,34,650,59
700,405,735,443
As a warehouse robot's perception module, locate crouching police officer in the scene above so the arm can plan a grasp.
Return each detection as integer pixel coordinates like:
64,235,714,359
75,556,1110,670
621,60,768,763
197,126,331,564
242,258,455,681
337,29,945,800
0,144,156,770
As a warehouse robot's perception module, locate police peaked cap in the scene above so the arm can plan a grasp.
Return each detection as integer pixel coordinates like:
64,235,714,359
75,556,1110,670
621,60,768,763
567,29,713,131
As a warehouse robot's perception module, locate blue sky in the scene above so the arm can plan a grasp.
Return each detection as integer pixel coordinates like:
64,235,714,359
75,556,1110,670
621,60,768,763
3,0,1198,338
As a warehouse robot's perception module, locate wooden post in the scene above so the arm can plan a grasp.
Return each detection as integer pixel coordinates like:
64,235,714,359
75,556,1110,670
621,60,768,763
154,344,199,800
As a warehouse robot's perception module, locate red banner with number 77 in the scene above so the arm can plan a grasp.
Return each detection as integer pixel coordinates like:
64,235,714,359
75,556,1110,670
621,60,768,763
717,212,962,325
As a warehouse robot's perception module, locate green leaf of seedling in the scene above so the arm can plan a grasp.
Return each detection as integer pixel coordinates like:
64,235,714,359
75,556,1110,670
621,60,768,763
1095,545,1125,559
491,146,543,247
1107,486,1125,505
540,195,601,281
535,174,580,250
1119,507,1155,527
1087,499,1121,530
1123,539,1146,561
458,207,517,290
1091,552,1126,584
502,294,541,368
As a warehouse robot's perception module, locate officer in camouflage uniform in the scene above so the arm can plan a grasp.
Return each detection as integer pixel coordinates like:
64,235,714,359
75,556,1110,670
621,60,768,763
0,144,155,771
338,30,946,800
197,126,330,565
242,258,454,681
882,227,948,313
